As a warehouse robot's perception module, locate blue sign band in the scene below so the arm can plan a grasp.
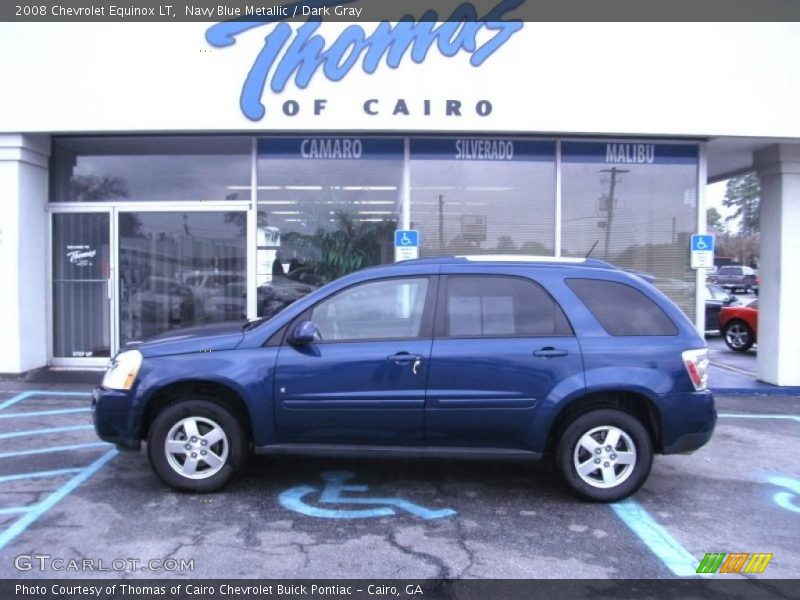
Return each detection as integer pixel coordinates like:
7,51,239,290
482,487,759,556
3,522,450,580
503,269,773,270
257,137,404,159
561,142,698,165
411,138,555,162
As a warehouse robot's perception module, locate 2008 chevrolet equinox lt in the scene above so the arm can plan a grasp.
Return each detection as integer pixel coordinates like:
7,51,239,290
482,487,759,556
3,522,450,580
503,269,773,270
93,256,715,502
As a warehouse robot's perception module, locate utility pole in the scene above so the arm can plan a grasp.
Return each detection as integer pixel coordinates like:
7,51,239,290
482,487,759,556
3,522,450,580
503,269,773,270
438,194,444,251
598,167,628,258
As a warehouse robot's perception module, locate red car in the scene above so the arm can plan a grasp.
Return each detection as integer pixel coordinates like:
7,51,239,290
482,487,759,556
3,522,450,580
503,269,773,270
719,300,758,351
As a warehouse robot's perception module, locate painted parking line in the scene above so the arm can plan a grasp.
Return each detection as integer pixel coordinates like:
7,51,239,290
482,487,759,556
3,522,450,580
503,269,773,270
0,442,111,459
611,499,700,577
0,390,117,552
0,390,89,411
0,448,118,550
0,467,83,484
709,362,756,377
0,407,91,420
718,413,800,423
0,424,93,441
611,412,800,577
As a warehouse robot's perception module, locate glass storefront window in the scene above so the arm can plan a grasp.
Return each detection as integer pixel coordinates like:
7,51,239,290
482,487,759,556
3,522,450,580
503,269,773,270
256,137,403,318
560,142,698,317
409,139,556,257
51,137,251,202
118,211,247,344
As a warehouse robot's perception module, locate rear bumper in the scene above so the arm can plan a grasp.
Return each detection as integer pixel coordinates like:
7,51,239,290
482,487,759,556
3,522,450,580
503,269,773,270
92,387,141,451
660,390,717,454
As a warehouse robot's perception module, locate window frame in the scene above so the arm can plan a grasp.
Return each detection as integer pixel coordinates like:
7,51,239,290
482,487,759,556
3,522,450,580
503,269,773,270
282,275,439,345
433,274,574,340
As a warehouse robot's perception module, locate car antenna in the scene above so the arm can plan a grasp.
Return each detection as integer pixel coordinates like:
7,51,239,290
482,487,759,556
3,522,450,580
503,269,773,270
585,240,599,258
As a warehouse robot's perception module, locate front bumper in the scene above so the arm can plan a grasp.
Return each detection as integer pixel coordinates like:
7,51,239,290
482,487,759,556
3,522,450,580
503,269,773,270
92,387,141,451
660,390,717,454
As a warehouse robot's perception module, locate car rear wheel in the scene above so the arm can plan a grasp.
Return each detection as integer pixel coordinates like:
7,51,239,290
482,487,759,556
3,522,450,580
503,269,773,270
148,398,248,492
723,319,755,352
556,409,653,502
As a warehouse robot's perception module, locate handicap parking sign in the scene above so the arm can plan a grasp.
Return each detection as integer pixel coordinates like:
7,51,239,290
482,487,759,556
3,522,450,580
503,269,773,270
690,234,714,269
394,230,419,262
691,235,714,252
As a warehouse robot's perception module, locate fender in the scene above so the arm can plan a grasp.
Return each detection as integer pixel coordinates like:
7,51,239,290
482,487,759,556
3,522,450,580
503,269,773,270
132,348,279,446
527,375,665,455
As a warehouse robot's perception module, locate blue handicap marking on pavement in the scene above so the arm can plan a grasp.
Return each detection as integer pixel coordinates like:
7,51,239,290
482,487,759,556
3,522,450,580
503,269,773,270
765,474,800,513
690,234,714,252
394,230,419,248
279,471,456,520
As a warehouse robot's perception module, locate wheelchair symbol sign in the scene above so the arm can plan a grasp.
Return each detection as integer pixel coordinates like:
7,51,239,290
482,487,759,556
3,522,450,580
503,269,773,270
395,230,419,248
279,471,456,520
691,234,714,252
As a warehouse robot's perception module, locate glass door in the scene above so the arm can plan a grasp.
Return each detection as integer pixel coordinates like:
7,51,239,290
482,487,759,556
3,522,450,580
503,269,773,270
51,211,112,364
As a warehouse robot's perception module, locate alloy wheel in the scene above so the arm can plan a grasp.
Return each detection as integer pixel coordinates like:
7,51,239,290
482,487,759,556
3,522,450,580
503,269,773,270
725,323,750,349
573,425,637,489
164,416,229,480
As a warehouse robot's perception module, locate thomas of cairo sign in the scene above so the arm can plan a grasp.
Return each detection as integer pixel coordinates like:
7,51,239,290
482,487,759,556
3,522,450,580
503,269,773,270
205,0,523,121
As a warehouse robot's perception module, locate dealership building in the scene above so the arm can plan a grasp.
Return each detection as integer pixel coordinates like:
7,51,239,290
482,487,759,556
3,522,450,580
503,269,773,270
0,19,798,385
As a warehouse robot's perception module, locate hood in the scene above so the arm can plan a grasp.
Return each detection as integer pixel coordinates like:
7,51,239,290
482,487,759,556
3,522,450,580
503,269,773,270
125,321,246,358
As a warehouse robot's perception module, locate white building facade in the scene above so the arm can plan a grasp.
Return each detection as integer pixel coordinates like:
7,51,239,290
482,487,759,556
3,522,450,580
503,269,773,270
0,19,798,384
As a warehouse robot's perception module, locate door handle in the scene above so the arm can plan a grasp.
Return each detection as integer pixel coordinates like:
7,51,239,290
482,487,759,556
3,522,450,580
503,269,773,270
387,352,421,364
534,347,568,358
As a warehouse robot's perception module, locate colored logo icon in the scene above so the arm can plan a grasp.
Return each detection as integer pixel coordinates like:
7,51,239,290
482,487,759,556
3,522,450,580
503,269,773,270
696,552,773,574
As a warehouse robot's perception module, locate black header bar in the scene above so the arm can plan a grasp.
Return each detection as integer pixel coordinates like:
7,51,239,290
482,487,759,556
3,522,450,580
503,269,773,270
4,0,800,22
3,578,797,600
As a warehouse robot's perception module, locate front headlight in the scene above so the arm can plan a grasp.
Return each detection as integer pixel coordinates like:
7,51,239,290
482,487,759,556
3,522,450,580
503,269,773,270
102,350,143,390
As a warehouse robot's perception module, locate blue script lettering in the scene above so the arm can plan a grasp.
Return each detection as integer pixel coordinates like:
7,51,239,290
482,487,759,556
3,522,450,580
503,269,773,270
205,0,524,121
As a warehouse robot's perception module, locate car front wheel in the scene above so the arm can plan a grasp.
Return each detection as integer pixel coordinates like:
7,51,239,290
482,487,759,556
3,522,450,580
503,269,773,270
723,320,755,352
556,409,653,502
148,398,248,492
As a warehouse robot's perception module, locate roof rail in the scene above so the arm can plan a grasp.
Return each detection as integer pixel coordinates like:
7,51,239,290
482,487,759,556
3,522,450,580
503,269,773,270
394,255,618,269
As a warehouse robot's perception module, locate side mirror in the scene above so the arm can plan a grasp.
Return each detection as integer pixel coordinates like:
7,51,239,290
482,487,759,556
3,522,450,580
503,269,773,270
288,320,320,345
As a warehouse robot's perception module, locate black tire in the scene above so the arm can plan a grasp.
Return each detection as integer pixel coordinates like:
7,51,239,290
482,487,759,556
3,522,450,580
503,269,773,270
147,398,248,492
556,409,653,502
723,319,755,352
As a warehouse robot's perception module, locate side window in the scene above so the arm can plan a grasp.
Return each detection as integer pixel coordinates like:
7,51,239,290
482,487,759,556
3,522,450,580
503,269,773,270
310,278,429,342
443,276,573,338
566,278,678,336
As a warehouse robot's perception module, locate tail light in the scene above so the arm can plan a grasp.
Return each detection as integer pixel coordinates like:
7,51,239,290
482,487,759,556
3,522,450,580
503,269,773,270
682,349,709,391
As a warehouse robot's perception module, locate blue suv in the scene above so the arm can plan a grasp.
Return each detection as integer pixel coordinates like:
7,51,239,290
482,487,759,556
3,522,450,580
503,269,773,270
93,257,715,502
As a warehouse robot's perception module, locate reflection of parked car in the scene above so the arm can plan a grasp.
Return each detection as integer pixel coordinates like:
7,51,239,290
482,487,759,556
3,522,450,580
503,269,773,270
183,271,246,315
131,276,195,324
287,266,324,287
259,276,317,318
95,257,714,502
715,265,758,293
204,282,247,322
719,300,758,351
704,284,739,332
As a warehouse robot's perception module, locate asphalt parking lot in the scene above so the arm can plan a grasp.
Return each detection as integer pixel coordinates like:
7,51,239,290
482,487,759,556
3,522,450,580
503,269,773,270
0,382,797,580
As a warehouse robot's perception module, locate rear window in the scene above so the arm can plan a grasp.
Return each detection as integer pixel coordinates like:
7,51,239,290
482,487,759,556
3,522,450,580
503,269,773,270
566,279,678,336
718,266,741,276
